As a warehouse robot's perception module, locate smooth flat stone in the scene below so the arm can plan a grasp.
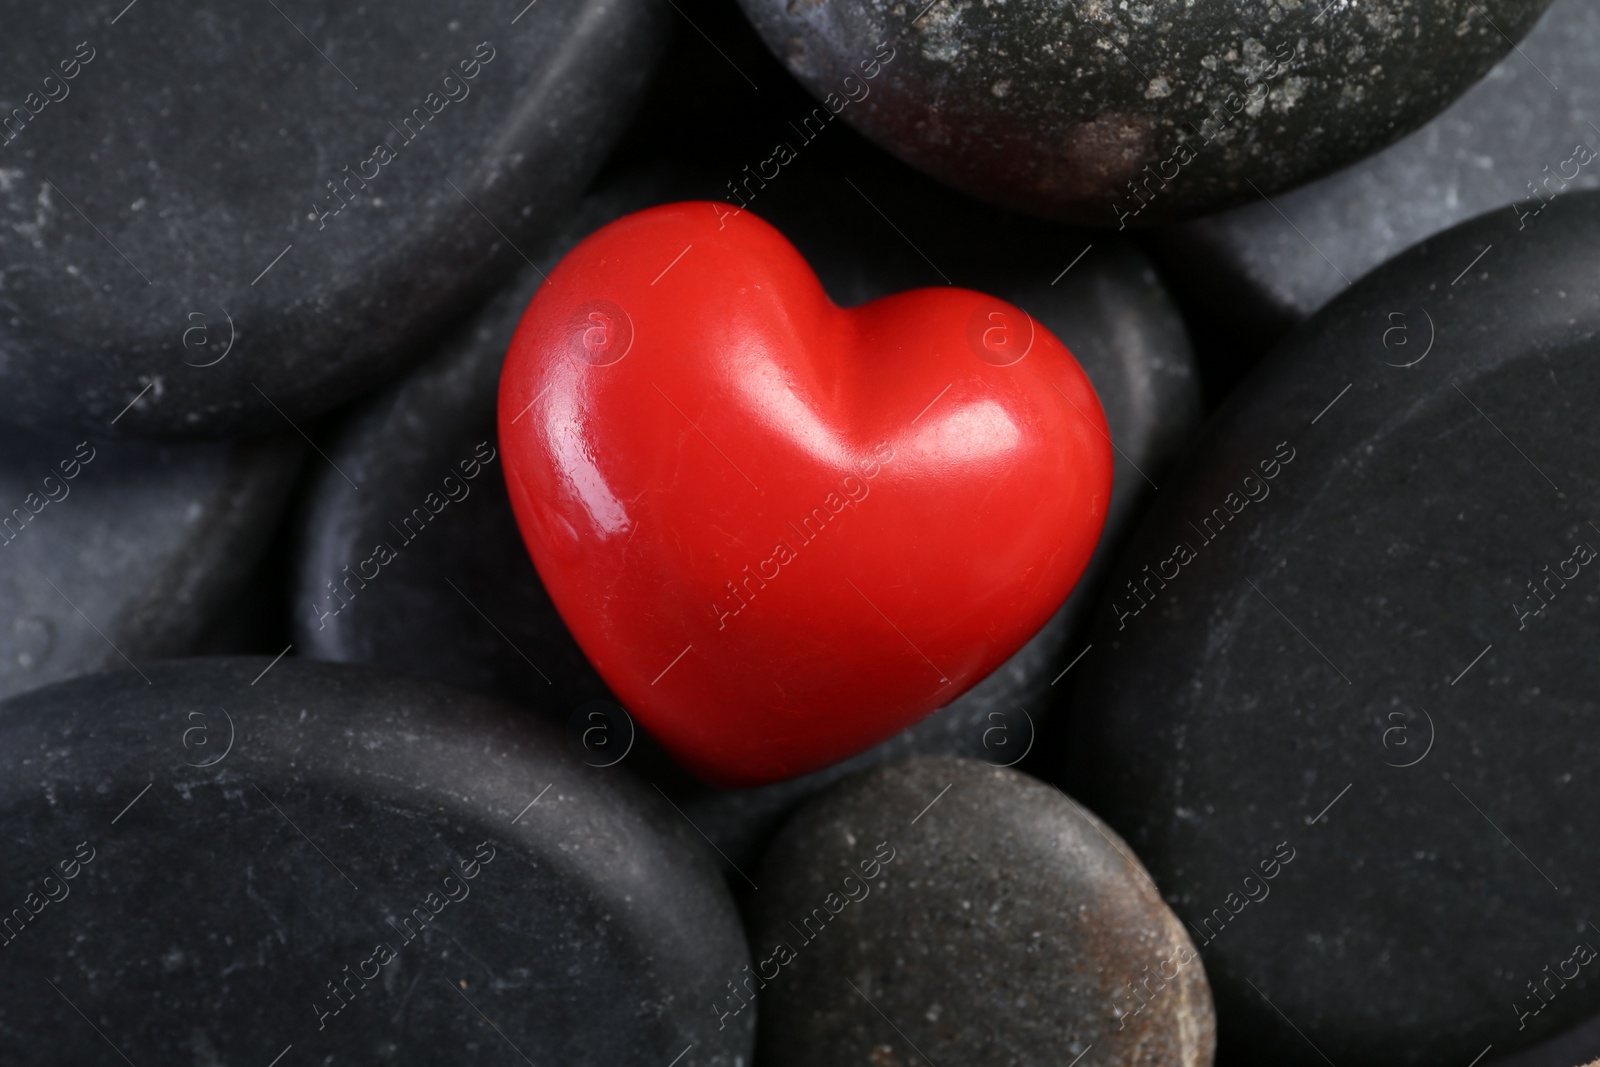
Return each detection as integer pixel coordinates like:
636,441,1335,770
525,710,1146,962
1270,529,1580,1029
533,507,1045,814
1065,191,1600,1066
0,0,668,439
1150,0,1600,385
733,0,1549,224
0,658,754,1065
749,757,1214,1066
0,424,302,701
290,153,1202,872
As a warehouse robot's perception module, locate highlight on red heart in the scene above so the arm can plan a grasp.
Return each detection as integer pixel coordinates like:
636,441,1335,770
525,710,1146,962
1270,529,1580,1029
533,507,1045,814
498,201,1115,787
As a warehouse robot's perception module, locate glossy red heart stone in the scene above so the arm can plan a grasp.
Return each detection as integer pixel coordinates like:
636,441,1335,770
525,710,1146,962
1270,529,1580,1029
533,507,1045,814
498,202,1113,787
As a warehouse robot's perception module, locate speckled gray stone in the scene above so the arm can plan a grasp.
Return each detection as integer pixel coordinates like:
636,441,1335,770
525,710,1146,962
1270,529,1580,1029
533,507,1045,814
0,0,668,439
287,157,1203,873
748,757,1214,1066
1149,0,1600,376
1066,191,1600,1066
0,658,754,1065
0,424,302,701
734,0,1550,224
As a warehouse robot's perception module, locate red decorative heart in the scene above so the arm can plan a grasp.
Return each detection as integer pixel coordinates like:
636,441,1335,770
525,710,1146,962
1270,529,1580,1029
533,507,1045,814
498,203,1112,787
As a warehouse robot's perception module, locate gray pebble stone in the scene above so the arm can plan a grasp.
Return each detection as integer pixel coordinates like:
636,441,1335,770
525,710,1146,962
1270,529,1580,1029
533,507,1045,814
733,0,1550,224
1151,0,1600,373
748,756,1215,1067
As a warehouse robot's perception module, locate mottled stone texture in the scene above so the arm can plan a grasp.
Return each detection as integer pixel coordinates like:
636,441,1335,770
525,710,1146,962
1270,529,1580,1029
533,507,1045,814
0,659,754,1065
0,0,668,438
735,0,1551,224
1148,0,1600,383
1066,191,1600,1066
750,757,1215,1067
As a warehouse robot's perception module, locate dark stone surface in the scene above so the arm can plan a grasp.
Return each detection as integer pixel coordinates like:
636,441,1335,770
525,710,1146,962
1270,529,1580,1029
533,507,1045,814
1147,0,1600,394
733,0,1550,225
0,658,754,1065
0,0,668,440
601,0,815,182
290,154,1202,874
748,757,1215,1066
290,267,598,707
1491,1014,1600,1067
1064,192,1600,1066
0,424,302,701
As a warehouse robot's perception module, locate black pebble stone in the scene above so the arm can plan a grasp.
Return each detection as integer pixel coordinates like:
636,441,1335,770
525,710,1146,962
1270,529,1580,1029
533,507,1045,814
290,153,1203,876
749,757,1215,1067
0,658,755,1065
0,0,668,439
732,0,1550,224
1065,191,1600,1066
0,424,302,701
1149,0,1600,388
